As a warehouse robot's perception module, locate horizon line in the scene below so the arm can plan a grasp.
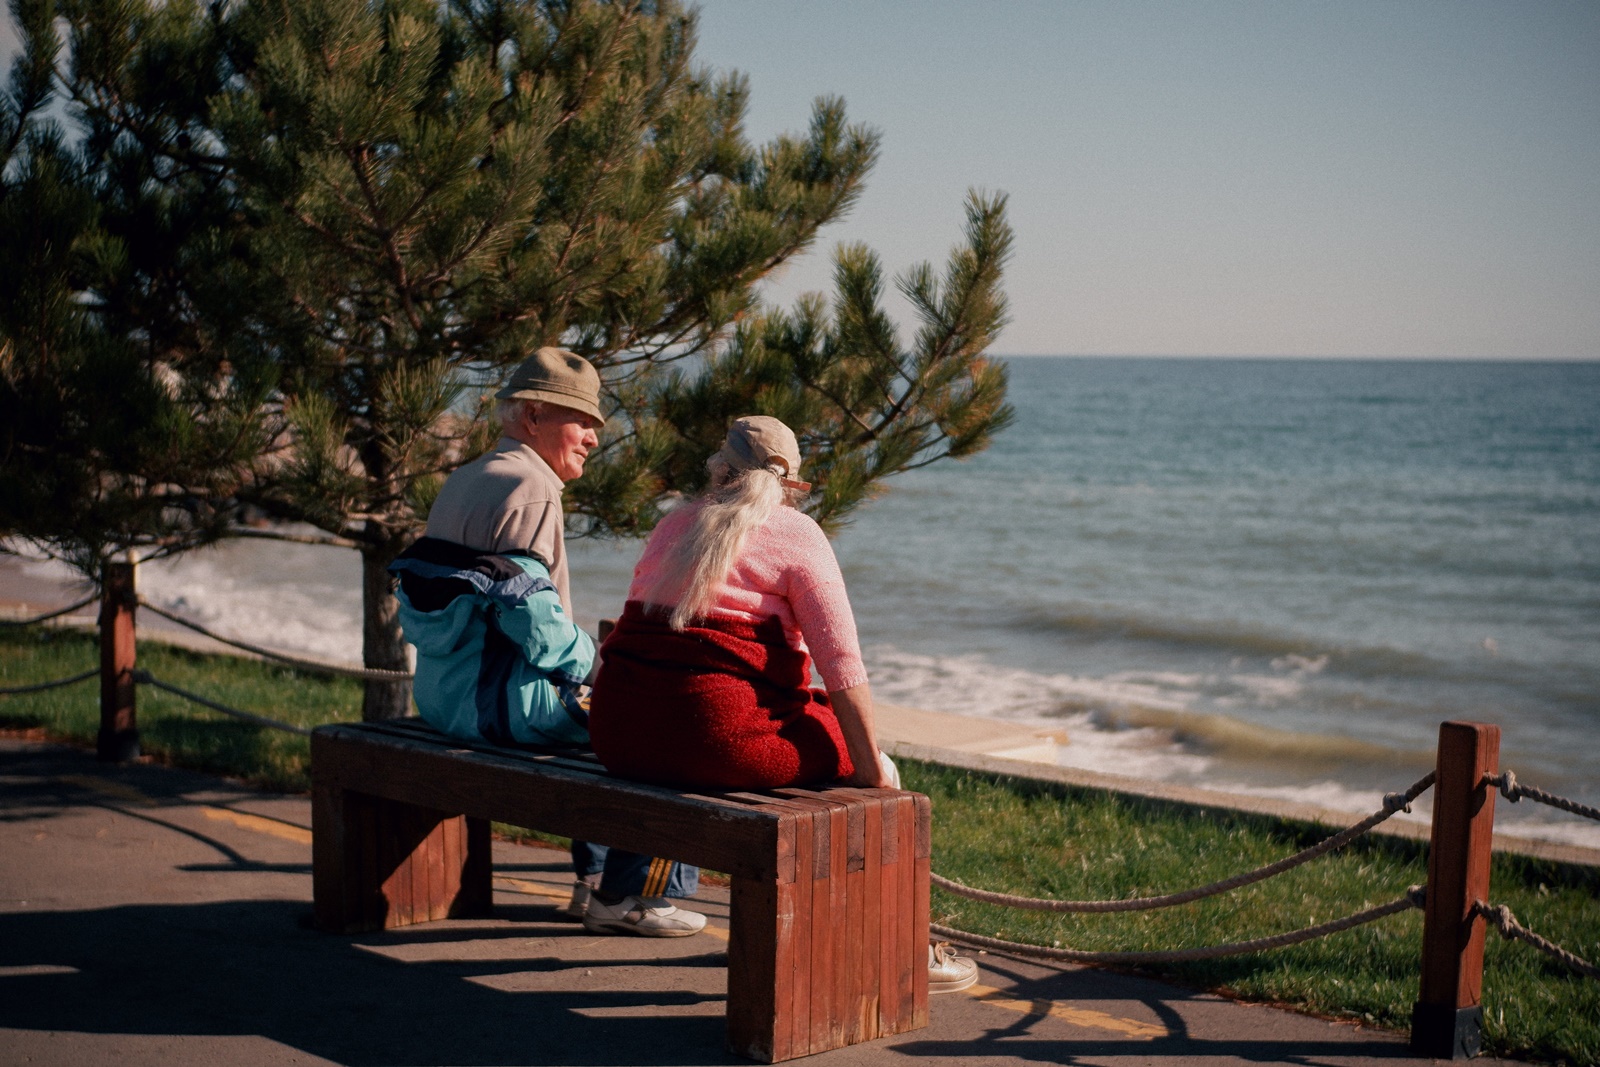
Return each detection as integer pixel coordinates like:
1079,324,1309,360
991,352,1600,363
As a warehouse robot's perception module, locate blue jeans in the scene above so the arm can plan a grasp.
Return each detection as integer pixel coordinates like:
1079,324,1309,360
571,840,699,899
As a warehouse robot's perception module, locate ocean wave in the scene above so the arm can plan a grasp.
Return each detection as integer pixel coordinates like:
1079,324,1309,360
865,645,1426,766
1004,604,1451,679
1099,706,1431,769
865,644,1600,850
11,540,367,662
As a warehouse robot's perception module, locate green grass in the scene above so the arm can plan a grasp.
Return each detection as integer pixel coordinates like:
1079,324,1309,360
0,624,361,790
907,759,1599,1065
3,625,1596,1062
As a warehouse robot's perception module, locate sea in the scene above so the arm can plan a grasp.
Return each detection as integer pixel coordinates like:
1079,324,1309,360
17,357,1599,848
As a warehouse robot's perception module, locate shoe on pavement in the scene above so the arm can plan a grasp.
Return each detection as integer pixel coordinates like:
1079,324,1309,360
583,894,707,938
928,941,978,994
564,875,600,919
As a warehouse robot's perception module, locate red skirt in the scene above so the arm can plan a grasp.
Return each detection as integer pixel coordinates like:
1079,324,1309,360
588,601,853,790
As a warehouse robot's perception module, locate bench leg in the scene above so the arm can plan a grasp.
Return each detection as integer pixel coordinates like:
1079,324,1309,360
313,782,492,933
727,875,791,1062
724,794,929,1062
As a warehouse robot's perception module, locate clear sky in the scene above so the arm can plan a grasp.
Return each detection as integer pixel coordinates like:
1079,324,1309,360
691,0,1600,359
5,2,1597,358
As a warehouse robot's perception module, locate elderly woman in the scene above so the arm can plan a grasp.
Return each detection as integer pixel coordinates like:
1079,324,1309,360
589,415,977,992
589,416,888,789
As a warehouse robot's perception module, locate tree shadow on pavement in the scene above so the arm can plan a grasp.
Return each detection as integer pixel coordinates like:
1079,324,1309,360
0,900,742,1066
881,955,1417,1065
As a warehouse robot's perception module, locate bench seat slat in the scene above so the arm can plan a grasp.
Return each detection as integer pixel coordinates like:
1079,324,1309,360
342,721,760,812
314,725,789,881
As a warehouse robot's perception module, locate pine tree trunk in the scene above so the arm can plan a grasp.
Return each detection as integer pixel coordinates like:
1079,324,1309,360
360,547,412,721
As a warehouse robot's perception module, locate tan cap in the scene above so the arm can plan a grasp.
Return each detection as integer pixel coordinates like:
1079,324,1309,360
494,347,603,423
718,415,808,490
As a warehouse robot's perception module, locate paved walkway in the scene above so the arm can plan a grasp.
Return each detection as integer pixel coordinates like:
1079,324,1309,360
0,737,1517,1067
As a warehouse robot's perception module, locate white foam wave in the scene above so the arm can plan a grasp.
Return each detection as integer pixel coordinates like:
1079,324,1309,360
1271,653,1330,674
865,644,1600,851
140,541,364,661
865,646,1221,780
1205,777,1600,851
11,539,364,662
866,647,1200,720
1231,672,1310,702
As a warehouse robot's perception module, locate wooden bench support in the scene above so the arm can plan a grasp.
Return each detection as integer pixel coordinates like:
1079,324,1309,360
312,783,492,932
724,789,930,1060
310,721,928,1062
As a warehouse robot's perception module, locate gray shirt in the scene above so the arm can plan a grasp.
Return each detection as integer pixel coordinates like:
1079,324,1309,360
425,437,573,613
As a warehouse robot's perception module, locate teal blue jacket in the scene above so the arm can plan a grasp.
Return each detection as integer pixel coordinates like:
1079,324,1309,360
389,537,594,747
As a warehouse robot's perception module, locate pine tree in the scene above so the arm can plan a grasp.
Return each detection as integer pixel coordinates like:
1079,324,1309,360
1,0,273,580
5,0,1013,720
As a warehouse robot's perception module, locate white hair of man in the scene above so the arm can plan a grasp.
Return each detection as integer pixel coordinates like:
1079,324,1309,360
495,396,543,429
639,449,806,631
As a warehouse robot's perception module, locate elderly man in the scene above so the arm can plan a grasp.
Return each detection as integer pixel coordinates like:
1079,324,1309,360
389,347,704,937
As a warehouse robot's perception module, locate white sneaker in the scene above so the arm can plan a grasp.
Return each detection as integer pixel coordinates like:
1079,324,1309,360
583,894,707,938
564,876,600,919
928,941,979,994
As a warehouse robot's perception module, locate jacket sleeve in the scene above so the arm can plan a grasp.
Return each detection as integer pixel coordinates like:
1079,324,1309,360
492,555,595,687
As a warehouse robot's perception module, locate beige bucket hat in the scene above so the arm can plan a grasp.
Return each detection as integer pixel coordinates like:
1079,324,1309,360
494,347,604,423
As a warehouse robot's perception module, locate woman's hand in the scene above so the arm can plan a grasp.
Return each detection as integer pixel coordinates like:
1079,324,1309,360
841,757,890,788
830,683,890,787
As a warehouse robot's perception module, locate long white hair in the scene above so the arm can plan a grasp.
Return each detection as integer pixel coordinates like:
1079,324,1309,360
638,454,801,630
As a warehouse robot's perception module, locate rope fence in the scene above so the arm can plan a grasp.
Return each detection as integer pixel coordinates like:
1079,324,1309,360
136,598,412,682
927,721,1595,1065
1487,770,1600,824
932,886,1426,965
1475,900,1600,981
0,595,97,627
932,772,1435,914
132,670,311,736
0,595,102,697
0,590,384,735
0,668,99,695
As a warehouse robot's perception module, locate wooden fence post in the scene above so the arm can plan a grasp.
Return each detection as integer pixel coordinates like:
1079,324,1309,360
96,561,139,762
1411,720,1499,1058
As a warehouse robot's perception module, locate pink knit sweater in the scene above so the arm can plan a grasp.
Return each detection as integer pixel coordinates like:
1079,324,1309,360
627,503,869,692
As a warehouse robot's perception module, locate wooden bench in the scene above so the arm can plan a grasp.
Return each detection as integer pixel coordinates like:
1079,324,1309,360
310,719,930,1062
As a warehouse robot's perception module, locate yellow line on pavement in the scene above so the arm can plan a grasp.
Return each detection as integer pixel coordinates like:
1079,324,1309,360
201,807,312,844
0,965,81,977
966,983,1165,1039
495,875,571,903
58,776,312,844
